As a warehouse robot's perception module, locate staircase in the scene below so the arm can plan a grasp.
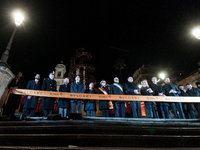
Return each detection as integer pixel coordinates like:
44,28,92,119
0,116,200,148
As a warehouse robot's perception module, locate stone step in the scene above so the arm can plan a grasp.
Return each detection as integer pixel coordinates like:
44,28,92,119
0,125,200,135
0,117,200,147
0,133,200,147
1,119,200,127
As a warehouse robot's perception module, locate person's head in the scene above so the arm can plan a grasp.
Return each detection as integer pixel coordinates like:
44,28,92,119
114,77,119,83
100,80,106,86
152,77,157,84
75,76,80,82
178,85,184,90
141,80,149,87
127,76,133,82
186,83,192,90
64,78,69,84
49,71,55,79
89,82,94,89
17,71,23,78
35,74,40,80
164,78,170,84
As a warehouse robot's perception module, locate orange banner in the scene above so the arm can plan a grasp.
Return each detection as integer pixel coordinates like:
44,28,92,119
9,89,200,103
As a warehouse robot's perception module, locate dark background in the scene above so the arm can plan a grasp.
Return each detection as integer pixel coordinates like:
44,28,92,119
1,0,200,84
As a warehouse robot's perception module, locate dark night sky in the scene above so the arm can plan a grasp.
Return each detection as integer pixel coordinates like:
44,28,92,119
1,0,200,84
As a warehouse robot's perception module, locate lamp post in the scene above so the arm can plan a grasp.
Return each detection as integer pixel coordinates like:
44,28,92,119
0,12,24,68
158,72,166,85
159,73,165,80
192,28,200,39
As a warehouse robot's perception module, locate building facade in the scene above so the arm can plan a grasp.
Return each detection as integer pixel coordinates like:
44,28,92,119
54,63,66,91
178,63,200,89
132,65,173,85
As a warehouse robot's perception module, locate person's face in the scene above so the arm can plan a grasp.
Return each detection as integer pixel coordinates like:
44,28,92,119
114,77,119,83
101,81,106,86
152,77,157,84
128,77,133,82
64,78,69,84
35,74,40,80
18,72,23,78
186,84,192,89
49,74,54,79
179,86,184,90
164,78,170,84
142,81,147,87
89,83,94,89
75,76,80,82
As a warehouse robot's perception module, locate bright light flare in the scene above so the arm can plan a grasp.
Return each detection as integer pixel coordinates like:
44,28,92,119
138,85,142,88
192,28,200,39
159,73,165,80
14,12,24,26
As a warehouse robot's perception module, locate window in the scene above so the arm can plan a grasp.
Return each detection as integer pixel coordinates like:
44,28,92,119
58,72,61,77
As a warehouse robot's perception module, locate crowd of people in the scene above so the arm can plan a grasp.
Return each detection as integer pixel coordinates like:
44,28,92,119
2,71,200,120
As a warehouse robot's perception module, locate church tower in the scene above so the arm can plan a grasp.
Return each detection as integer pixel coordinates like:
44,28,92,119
54,61,66,90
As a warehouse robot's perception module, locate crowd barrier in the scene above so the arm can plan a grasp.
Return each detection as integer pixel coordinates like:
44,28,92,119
9,89,200,103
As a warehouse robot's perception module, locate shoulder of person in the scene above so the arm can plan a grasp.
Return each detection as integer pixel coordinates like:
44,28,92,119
149,83,154,87
28,80,33,83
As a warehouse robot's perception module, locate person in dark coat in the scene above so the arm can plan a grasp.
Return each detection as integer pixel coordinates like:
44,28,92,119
23,74,41,118
3,71,26,118
85,82,96,117
141,80,156,118
98,80,110,117
110,77,125,118
70,75,85,114
41,71,57,117
150,77,169,118
162,78,185,119
186,83,200,118
58,78,70,117
178,84,195,119
125,76,142,118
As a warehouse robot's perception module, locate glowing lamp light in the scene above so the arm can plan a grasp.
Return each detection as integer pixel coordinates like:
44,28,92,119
15,13,24,27
192,28,200,39
138,85,142,88
159,73,165,80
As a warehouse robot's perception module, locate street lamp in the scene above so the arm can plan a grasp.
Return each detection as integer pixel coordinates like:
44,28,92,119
159,73,165,80
192,28,200,39
0,12,24,68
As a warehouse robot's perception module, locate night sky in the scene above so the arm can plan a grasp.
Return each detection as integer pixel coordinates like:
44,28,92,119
1,0,200,84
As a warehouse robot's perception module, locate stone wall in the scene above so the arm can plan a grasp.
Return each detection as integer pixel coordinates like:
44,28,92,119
0,66,14,108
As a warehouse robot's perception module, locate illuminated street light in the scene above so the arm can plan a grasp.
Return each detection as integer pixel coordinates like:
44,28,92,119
15,13,24,27
192,28,200,39
159,73,165,80
0,11,24,67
